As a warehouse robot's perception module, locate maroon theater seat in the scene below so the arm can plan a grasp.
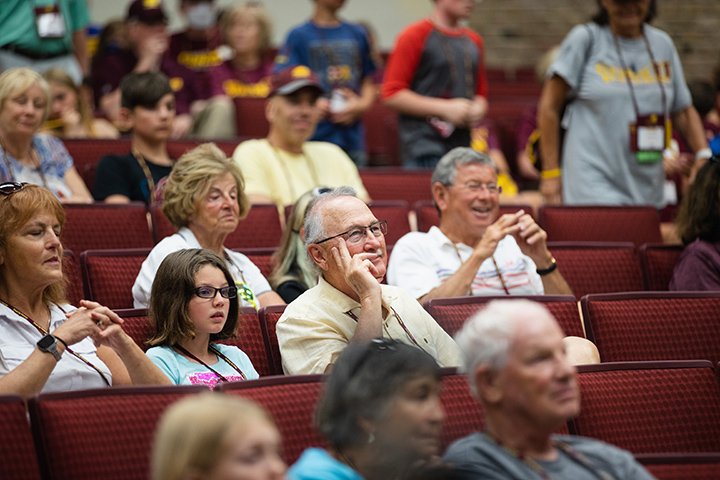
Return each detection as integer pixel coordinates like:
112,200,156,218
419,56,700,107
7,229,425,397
28,385,205,480
638,453,720,480
0,395,42,480
258,305,286,375
62,203,153,254
81,248,150,309
360,168,432,206
571,361,720,454
548,242,644,298
64,138,132,188
638,243,683,291
413,200,534,232
439,372,485,451
62,249,83,306
219,375,326,464
539,206,662,247
368,200,410,246
236,247,276,279
424,295,584,338
581,292,720,363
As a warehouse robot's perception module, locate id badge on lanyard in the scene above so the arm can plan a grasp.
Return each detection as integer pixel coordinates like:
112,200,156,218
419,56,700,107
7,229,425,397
629,113,669,164
34,2,66,39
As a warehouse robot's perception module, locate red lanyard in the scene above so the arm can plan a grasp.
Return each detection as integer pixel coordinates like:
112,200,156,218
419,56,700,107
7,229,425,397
172,343,247,382
0,300,111,386
346,305,427,353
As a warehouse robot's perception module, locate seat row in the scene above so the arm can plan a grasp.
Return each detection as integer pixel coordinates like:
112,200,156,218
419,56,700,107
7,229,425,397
86,292,720,380
61,240,684,310
2,361,720,479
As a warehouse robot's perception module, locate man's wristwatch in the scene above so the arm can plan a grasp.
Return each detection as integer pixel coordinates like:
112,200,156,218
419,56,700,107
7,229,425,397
37,334,62,361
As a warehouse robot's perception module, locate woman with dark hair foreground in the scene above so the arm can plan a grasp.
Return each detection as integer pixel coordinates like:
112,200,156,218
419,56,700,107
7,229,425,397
670,153,720,290
289,338,449,480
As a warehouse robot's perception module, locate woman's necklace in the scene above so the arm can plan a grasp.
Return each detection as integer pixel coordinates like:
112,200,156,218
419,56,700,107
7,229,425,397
0,138,48,188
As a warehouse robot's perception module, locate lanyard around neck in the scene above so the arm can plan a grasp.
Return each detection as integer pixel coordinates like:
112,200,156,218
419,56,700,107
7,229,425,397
450,242,510,295
172,343,247,382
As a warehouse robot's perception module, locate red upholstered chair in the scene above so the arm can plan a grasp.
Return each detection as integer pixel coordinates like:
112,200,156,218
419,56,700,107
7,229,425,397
115,308,153,351
28,385,205,480
63,250,84,306
81,248,150,309
362,100,400,166
548,242,644,298
570,361,720,453
580,292,720,363
0,395,42,480
62,203,153,254
226,204,283,249
638,243,683,291
166,139,240,159
149,204,175,243
439,372,485,450
368,200,410,246
63,138,132,188
360,168,432,206
234,97,270,138
638,454,720,480
413,200,534,232
218,375,327,464
538,206,662,246
258,305,286,375
424,295,584,338
237,247,277,278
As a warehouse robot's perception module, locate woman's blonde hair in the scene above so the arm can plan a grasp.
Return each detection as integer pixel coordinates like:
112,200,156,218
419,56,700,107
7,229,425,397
269,188,321,290
162,143,249,228
220,3,273,57
0,67,50,121
151,392,277,480
42,68,99,136
0,184,66,304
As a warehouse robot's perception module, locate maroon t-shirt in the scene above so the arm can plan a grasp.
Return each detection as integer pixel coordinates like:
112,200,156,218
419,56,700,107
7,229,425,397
168,29,224,72
207,59,273,98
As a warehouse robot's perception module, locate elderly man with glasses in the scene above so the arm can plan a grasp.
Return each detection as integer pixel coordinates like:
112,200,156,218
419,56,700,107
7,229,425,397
276,186,460,375
388,147,573,302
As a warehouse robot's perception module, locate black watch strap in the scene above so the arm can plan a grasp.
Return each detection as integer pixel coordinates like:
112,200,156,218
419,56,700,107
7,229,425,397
37,334,62,361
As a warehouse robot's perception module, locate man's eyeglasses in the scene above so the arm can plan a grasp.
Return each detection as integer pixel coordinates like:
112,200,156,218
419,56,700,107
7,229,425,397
454,182,501,195
194,285,238,299
315,220,387,245
0,182,28,196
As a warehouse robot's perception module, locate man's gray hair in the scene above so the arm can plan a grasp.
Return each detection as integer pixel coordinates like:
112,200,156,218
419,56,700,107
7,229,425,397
431,147,497,186
454,300,553,397
303,186,358,245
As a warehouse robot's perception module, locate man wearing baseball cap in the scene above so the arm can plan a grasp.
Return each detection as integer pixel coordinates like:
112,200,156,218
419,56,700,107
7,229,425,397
91,0,200,138
233,65,369,212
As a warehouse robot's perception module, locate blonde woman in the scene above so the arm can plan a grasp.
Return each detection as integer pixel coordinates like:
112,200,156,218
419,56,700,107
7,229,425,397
42,68,119,139
152,393,285,480
268,187,330,302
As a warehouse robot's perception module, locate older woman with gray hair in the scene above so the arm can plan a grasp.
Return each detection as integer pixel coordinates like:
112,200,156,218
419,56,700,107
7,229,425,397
0,67,92,202
289,338,452,480
133,142,284,309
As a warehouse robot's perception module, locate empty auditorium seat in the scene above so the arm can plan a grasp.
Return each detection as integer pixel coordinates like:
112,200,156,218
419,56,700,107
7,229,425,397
219,375,326,464
63,250,83,306
28,385,205,480
149,205,175,243
258,305,285,375
638,453,720,480
413,200,535,232
363,100,400,166
360,168,432,206
581,292,720,363
424,295,584,338
539,206,662,246
63,203,153,254
238,247,277,279
638,243,683,291
81,249,150,309
0,395,42,480
234,97,270,138
166,139,239,159
64,138,132,188
549,242,644,298
115,308,153,350
439,372,485,450
368,200,411,245
570,361,720,454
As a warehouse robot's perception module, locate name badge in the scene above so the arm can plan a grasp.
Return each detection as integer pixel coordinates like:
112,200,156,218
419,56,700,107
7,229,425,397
35,5,66,39
629,113,667,164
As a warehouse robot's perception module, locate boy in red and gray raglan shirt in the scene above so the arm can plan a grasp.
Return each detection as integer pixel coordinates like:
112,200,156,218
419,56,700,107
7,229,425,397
382,0,488,168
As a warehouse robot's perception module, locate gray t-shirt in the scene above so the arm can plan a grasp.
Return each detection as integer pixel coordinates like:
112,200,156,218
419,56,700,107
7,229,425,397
443,433,656,479
550,23,691,207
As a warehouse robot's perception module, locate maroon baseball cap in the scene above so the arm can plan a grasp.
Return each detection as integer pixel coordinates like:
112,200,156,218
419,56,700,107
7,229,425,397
127,0,168,24
269,66,324,97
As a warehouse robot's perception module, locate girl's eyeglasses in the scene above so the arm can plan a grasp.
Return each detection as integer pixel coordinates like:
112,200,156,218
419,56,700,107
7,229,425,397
194,285,238,299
